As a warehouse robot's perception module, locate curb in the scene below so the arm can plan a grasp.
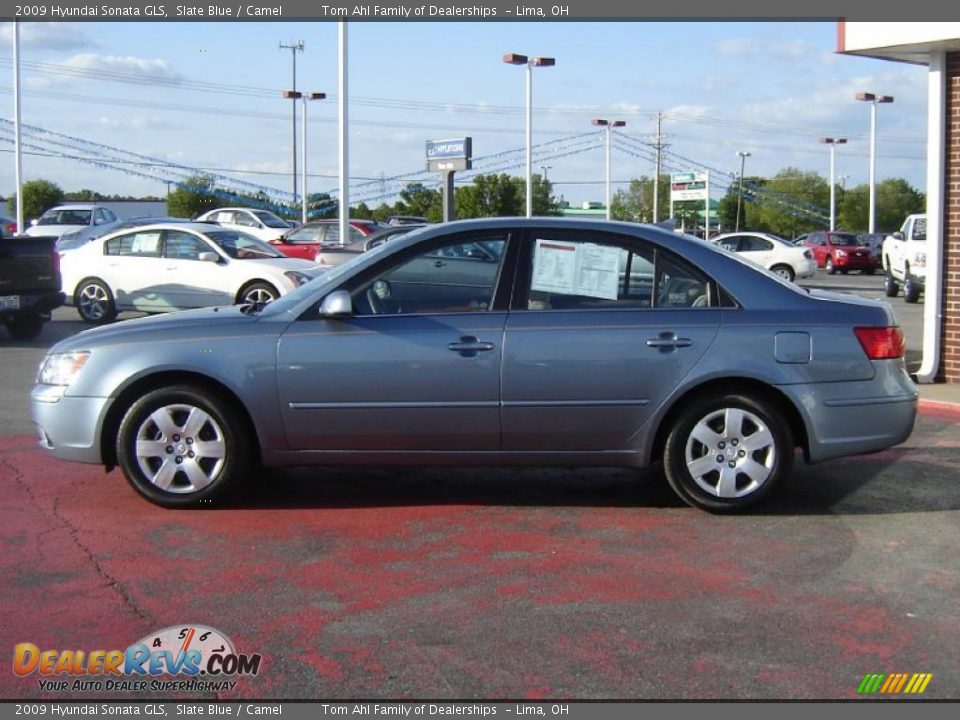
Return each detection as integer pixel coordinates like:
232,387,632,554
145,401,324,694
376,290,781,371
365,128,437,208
918,399,960,421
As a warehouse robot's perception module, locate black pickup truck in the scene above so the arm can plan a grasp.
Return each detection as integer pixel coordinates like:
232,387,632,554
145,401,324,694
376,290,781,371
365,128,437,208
0,236,64,340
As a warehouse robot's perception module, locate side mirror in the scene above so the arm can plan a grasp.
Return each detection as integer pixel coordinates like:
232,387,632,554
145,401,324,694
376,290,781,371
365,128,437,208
198,252,220,263
892,232,904,241
30,219,39,227
319,290,353,318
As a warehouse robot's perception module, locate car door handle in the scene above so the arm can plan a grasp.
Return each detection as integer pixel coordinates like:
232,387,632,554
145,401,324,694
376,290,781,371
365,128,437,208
646,333,693,349
448,336,495,357
433,260,446,268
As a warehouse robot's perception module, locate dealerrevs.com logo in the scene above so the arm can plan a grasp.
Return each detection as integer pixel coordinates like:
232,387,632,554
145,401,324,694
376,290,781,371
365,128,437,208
13,625,262,693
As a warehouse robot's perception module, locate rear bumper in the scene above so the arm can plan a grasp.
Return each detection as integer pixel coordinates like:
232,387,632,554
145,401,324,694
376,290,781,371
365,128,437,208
0,291,64,320
778,364,918,464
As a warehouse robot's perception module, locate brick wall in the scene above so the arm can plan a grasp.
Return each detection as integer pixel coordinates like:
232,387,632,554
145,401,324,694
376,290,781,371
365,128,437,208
942,52,960,381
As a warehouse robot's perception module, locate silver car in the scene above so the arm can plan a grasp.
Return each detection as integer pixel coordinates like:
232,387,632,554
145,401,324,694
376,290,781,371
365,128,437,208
30,219,917,512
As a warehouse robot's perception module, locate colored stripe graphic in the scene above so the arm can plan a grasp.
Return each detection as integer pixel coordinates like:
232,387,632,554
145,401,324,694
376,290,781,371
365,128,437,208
857,673,932,694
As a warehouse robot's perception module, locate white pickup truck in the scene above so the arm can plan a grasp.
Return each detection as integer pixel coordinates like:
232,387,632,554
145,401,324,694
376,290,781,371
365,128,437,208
882,214,927,303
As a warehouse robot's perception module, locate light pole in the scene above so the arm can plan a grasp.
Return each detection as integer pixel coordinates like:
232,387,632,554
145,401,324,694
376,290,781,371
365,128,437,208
280,40,304,209
286,91,327,225
735,150,751,232
503,53,556,217
592,119,626,220
855,92,894,233
539,165,552,182
819,137,847,231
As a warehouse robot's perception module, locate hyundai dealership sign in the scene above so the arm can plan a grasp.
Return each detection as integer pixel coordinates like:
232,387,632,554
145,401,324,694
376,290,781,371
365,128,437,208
426,138,472,172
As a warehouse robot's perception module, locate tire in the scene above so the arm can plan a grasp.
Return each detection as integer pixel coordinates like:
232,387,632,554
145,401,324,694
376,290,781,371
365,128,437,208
904,273,921,304
6,315,44,340
825,257,836,275
237,281,279,308
75,277,117,324
770,264,795,282
116,384,252,508
663,392,794,513
884,275,899,298
840,268,849,275
863,267,876,276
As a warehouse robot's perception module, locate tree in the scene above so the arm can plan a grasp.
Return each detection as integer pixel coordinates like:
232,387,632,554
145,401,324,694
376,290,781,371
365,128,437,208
8,179,64,222
749,168,829,239
610,176,670,222
396,183,442,222
837,179,924,232
456,173,523,218
166,175,221,218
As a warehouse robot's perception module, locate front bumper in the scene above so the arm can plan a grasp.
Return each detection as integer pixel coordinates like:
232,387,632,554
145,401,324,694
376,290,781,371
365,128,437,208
31,387,111,464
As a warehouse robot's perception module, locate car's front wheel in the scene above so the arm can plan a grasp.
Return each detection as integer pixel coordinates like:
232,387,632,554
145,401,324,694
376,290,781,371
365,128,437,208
884,275,899,297
76,278,117,324
237,281,279,308
663,392,793,513
116,385,252,508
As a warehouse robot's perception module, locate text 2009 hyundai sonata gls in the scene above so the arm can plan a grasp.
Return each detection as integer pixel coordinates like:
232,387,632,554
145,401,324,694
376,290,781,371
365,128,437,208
31,219,918,512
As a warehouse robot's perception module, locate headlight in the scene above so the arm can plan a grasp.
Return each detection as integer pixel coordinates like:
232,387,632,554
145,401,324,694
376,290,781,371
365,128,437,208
284,271,312,287
835,250,846,258
38,352,90,386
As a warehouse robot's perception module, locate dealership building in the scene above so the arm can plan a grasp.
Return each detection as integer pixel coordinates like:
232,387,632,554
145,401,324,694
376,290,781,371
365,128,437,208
839,22,960,382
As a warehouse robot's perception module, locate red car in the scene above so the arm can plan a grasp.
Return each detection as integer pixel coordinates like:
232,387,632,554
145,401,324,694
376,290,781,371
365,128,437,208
803,230,876,275
269,219,384,260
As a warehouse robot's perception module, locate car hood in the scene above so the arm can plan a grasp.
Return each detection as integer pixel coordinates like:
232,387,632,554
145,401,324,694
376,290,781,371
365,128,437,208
24,224,84,238
50,306,276,353
245,257,323,274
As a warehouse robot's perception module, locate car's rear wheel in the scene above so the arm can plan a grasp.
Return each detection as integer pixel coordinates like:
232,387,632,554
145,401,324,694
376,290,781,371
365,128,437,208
825,257,836,275
76,278,117,324
5,314,44,340
116,385,251,508
904,270,921,304
663,392,793,513
770,264,795,282
237,281,279,308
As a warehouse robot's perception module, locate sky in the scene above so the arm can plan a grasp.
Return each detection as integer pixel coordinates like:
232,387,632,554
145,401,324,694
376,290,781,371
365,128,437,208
0,20,929,214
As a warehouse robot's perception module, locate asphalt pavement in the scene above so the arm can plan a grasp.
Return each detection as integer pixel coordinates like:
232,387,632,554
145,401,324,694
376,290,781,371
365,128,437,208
2,271,959,700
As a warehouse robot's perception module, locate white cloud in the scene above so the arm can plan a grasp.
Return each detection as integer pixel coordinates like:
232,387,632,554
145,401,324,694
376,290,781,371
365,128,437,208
714,37,815,61
59,53,183,84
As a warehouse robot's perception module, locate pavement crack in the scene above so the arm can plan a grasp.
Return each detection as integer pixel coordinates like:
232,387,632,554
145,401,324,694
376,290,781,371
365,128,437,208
51,496,155,623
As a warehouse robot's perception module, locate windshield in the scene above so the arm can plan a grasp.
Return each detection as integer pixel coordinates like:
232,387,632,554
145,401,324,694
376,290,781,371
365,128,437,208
829,233,859,246
38,209,92,226
252,211,292,229
205,230,286,259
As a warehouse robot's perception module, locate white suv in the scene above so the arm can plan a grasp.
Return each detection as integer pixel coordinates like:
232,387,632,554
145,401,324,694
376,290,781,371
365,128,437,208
882,214,926,303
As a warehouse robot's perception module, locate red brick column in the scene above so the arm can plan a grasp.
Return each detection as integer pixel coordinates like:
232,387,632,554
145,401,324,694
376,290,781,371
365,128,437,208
942,52,960,381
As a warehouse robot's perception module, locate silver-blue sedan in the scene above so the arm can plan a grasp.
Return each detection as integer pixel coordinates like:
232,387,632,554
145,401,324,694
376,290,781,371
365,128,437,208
30,219,918,512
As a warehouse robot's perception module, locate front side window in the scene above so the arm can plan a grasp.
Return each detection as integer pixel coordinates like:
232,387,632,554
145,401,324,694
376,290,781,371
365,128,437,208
285,225,325,244
205,231,285,259
163,231,208,260
350,235,508,316
913,217,927,241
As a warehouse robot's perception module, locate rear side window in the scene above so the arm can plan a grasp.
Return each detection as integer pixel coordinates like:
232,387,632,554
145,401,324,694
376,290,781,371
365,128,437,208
522,233,711,310
104,231,162,257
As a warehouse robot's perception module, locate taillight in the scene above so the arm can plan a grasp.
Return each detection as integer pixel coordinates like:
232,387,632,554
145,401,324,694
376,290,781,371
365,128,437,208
854,326,905,360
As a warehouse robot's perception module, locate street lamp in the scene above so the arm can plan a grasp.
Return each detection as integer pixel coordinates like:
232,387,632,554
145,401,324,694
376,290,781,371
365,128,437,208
503,52,556,217
592,119,626,220
279,41,305,208
735,150,751,232
819,137,847,231
290,91,326,224
855,92,894,233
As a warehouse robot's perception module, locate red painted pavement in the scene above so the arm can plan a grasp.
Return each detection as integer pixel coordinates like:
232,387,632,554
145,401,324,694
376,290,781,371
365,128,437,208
2,408,959,701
